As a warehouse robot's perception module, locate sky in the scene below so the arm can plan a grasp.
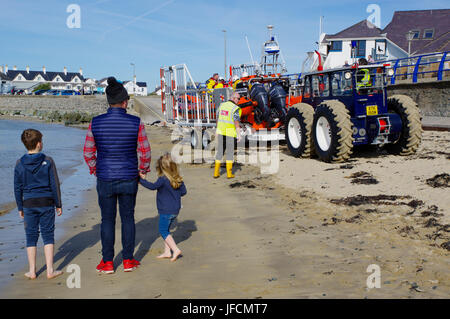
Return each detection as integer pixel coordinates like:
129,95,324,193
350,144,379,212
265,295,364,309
0,0,448,90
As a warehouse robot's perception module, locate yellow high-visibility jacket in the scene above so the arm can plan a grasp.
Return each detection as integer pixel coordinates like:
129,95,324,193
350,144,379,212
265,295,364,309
216,101,242,138
206,78,217,91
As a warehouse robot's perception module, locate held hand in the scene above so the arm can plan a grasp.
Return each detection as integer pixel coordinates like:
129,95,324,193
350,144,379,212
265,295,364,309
56,208,63,216
19,210,24,219
139,172,146,180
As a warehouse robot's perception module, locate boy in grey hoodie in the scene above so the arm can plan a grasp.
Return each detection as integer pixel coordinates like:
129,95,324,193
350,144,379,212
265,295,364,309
14,129,63,280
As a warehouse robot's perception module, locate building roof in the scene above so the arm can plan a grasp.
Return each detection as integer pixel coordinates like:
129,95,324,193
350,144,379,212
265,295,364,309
382,9,450,55
5,69,84,82
0,72,11,81
123,81,147,88
324,19,382,41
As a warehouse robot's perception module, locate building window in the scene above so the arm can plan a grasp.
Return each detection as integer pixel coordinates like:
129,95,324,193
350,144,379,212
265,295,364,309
330,41,342,52
423,29,434,39
355,40,366,58
410,30,420,39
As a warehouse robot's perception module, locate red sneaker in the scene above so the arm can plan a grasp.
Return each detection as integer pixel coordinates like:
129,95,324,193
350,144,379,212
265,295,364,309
123,259,140,272
96,259,114,274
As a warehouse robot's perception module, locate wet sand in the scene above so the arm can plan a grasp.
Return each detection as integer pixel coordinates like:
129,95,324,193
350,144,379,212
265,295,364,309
1,126,448,298
0,203,16,217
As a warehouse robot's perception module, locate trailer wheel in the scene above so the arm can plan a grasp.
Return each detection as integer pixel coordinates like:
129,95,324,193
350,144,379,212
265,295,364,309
385,95,422,155
312,100,354,162
285,103,315,158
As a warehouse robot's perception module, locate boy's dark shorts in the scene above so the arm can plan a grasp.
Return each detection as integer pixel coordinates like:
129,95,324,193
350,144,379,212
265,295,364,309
23,206,55,247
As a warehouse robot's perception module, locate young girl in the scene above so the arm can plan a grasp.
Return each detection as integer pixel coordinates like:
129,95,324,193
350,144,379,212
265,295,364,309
139,153,187,262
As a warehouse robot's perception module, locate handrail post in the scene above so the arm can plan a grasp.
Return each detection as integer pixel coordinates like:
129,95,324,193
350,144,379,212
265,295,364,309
412,56,422,83
438,52,448,81
391,60,399,85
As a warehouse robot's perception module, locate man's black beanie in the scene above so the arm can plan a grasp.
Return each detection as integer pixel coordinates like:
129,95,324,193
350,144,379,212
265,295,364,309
106,77,129,105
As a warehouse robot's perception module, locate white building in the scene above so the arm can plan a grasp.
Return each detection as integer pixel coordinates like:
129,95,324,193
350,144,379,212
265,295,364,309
0,65,85,93
84,78,98,94
124,79,147,96
319,9,450,69
95,77,148,96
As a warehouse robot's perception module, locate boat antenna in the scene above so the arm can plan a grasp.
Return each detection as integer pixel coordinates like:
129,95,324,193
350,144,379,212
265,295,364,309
245,35,256,66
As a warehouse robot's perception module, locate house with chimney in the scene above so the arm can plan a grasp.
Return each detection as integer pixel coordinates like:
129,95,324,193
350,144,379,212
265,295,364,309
319,9,450,68
0,65,85,93
94,77,148,96
124,80,148,96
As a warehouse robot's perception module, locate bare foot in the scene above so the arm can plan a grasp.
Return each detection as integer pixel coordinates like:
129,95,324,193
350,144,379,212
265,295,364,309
157,252,172,259
24,272,36,280
170,250,182,262
47,270,63,280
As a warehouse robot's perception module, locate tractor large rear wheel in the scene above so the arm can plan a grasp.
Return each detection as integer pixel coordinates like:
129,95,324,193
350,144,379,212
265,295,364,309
312,100,354,162
285,103,315,158
385,94,422,155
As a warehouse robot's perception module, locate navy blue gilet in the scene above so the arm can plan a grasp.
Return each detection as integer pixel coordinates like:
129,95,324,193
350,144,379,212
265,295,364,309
91,107,140,181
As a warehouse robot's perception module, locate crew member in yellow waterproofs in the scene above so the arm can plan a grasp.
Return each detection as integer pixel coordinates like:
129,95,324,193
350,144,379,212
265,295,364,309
214,92,242,179
206,73,219,93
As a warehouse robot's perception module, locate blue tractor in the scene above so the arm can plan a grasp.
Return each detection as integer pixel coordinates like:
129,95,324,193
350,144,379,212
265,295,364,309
285,64,422,162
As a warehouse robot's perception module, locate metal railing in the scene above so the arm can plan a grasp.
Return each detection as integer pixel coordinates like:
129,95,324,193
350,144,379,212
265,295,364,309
379,51,450,85
160,64,225,127
231,63,260,78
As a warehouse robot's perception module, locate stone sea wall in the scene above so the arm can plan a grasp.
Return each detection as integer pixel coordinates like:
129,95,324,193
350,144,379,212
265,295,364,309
387,80,450,117
0,96,116,124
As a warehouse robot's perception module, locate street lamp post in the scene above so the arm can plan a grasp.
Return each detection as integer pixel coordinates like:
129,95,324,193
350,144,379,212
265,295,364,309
406,31,414,57
406,31,415,80
222,30,227,80
130,62,135,95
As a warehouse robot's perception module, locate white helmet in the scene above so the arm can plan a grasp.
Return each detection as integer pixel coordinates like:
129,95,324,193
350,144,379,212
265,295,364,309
241,72,249,78
219,76,224,81
231,74,239,82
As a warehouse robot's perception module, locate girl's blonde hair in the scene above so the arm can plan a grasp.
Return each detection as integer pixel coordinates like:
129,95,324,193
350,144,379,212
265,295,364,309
156,153,183,189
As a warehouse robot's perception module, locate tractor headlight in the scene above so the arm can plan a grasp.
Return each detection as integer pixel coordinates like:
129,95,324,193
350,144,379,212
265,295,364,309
387,68,394,76
344,72,352,80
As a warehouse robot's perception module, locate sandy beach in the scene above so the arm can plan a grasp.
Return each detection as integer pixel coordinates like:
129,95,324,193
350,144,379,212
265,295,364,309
0,124,448,299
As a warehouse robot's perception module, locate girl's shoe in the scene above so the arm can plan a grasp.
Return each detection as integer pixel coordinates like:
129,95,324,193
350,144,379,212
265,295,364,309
96,259,114,274
123,259,140,272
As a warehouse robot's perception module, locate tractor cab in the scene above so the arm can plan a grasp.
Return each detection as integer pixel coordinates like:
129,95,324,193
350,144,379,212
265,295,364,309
299,64,392,112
